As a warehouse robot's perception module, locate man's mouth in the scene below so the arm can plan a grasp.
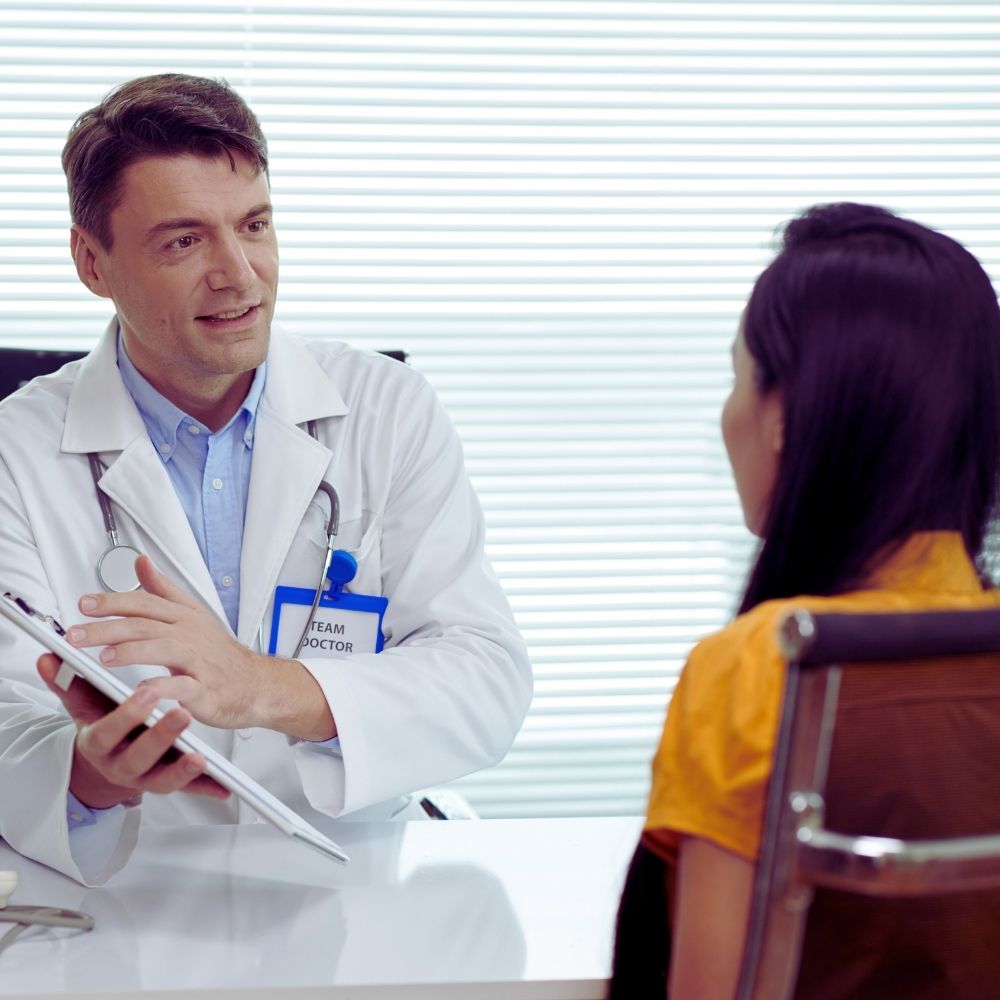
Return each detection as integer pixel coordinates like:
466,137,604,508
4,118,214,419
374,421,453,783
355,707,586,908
199,304,259,323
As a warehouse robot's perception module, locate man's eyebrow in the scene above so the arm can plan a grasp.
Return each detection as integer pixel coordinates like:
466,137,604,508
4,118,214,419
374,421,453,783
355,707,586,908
242,202,274,223
143,217,205,246
143,203,273,246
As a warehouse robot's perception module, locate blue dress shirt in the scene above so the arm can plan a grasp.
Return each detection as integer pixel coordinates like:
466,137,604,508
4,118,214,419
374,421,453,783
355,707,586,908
116,336,266,633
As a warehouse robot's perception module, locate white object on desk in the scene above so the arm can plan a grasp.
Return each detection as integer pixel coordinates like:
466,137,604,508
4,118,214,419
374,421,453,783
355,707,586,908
0,815,641,1000
0,871,16,907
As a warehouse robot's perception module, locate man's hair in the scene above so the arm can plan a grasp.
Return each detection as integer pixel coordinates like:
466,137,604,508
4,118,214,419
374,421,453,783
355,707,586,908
738,202,1000,612
62,73,269,249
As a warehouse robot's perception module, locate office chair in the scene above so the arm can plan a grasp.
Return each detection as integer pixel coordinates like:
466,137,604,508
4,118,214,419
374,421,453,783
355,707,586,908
0,347,87,399
736,607,1000,1000
0,347,408,400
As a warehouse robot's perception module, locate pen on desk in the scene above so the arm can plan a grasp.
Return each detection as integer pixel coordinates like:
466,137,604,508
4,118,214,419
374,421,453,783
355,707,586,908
420,797,447,820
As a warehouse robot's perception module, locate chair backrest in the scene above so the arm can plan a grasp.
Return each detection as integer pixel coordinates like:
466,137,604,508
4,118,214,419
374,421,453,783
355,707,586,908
0,346,408,401
736,607,1000,1000
0,347,87,399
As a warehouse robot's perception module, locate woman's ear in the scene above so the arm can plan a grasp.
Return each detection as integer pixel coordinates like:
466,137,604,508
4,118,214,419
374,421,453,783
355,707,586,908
70,225,113,300
762,391,784,454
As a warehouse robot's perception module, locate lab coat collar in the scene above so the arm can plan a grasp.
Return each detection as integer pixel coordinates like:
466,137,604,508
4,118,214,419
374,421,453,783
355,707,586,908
238,332,350,643
61,319,350,452
62,318,147,454
59,318,351,638
258,326,350,426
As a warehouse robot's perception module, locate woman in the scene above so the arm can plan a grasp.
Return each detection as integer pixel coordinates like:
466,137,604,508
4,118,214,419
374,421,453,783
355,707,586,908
609,202,1000,999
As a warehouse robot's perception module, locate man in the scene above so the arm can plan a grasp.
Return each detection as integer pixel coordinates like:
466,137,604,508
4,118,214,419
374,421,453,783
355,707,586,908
0,74,531,885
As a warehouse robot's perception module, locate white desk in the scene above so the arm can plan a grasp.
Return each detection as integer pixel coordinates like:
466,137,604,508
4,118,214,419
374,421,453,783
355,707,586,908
0,815,641,999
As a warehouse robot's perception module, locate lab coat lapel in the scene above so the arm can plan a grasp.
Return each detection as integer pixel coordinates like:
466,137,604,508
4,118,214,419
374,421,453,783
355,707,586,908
60,318,226,620
237,333,348,645
96,443,224,616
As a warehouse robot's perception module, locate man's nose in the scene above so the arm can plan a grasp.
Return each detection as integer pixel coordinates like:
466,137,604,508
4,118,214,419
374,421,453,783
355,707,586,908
206,235,254,291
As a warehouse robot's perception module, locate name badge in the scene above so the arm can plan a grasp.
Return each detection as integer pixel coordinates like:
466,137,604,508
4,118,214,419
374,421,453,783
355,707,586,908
268,550,387,657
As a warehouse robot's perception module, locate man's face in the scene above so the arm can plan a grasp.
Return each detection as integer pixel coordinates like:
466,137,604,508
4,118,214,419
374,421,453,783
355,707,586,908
74,153,278,415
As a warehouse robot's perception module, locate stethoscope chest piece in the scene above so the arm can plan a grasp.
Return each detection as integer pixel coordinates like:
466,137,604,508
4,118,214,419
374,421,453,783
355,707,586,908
97,543,143,593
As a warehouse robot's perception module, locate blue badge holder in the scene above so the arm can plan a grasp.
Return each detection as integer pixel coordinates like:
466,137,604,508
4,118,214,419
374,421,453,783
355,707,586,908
268,550,388,656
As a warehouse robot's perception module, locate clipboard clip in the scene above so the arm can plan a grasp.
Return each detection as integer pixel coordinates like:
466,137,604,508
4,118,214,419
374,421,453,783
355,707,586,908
2,593,66,636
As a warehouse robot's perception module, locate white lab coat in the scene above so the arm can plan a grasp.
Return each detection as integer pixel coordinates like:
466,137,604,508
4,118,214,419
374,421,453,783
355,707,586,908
0,319,532,884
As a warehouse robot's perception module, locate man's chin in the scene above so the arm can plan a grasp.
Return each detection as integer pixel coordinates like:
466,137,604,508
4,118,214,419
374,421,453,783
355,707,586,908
222,339,270,376
207,322,271,371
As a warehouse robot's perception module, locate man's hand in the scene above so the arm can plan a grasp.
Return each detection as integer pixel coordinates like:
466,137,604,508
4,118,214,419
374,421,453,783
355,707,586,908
37,652,229,810
65,554,336,741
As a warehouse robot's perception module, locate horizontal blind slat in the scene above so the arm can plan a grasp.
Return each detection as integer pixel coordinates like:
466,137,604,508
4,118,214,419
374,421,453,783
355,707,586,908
0,2,996,819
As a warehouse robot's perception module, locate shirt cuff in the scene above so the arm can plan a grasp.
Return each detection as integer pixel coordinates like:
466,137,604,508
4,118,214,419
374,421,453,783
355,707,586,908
67,795,140,887
311,735,342,755
67,790,104,831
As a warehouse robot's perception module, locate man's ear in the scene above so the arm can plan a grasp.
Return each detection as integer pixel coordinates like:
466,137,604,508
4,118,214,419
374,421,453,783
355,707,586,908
70,225,113,300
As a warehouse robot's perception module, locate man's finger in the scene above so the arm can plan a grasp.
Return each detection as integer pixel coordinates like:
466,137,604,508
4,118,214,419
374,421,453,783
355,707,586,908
102,706,192,778
73,685,163,755
65,615,165,651
76,587,179,623
134,554,199,608
143,754,231,799
74,556,198,623
37,653,116,723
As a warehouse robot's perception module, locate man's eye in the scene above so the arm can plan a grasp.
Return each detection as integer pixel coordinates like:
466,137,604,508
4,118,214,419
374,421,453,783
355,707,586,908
168,235,196,250
247,220,270,234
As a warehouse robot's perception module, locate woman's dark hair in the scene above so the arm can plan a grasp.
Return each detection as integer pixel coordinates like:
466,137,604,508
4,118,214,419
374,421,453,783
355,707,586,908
610,204,1000,999
62,73,269,250
739,202,1000,613
608,841,671,999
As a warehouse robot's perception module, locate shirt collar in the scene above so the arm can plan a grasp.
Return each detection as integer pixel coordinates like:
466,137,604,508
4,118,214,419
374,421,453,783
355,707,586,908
116,331,266,459
866,531,985,595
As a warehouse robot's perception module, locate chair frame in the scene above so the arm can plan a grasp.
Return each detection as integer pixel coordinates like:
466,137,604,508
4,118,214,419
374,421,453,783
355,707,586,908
735,607,1000,1000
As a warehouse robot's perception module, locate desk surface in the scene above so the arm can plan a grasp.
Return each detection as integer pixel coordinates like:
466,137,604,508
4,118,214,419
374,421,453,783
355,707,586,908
0,815,641,1000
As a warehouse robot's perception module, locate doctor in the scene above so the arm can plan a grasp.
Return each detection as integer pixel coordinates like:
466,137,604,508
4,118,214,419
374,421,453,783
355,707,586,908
0,73,532,885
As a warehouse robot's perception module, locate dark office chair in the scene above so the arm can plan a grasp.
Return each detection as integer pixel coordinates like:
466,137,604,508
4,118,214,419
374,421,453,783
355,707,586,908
0,347,87,399
736,607,1000,1000
0,347,408,400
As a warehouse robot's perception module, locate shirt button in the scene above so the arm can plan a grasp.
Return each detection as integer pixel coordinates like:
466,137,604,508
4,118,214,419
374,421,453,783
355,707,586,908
159,443,172,455
211,477,223,491
187,425,201,435
221,574,234,587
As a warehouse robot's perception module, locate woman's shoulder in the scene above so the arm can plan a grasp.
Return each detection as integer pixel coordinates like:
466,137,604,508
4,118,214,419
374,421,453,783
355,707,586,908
682,591,868,695
689,596,802,667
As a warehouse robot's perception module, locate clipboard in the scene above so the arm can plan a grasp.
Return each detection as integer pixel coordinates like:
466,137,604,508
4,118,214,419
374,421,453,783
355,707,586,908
0,592,349,866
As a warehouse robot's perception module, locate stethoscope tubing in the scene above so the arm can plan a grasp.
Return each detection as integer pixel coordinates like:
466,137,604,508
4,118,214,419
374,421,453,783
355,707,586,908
88,452,143,592
292,478,341,657
87,453,121,546
88,422,344,650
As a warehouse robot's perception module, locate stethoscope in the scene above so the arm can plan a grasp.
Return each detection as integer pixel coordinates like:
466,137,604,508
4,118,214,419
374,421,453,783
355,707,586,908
88,452,144,593
294,420,359,655
86,418,356,654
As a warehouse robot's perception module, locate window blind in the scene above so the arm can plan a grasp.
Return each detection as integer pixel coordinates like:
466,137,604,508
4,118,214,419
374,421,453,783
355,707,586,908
0,1,997,817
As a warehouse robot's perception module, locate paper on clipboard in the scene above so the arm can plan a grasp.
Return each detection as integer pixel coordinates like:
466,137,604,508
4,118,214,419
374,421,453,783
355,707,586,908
0,592,349,866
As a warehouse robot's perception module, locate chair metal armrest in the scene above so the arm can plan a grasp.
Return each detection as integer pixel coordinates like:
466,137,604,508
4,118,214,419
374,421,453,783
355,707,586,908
798,824,1000,897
